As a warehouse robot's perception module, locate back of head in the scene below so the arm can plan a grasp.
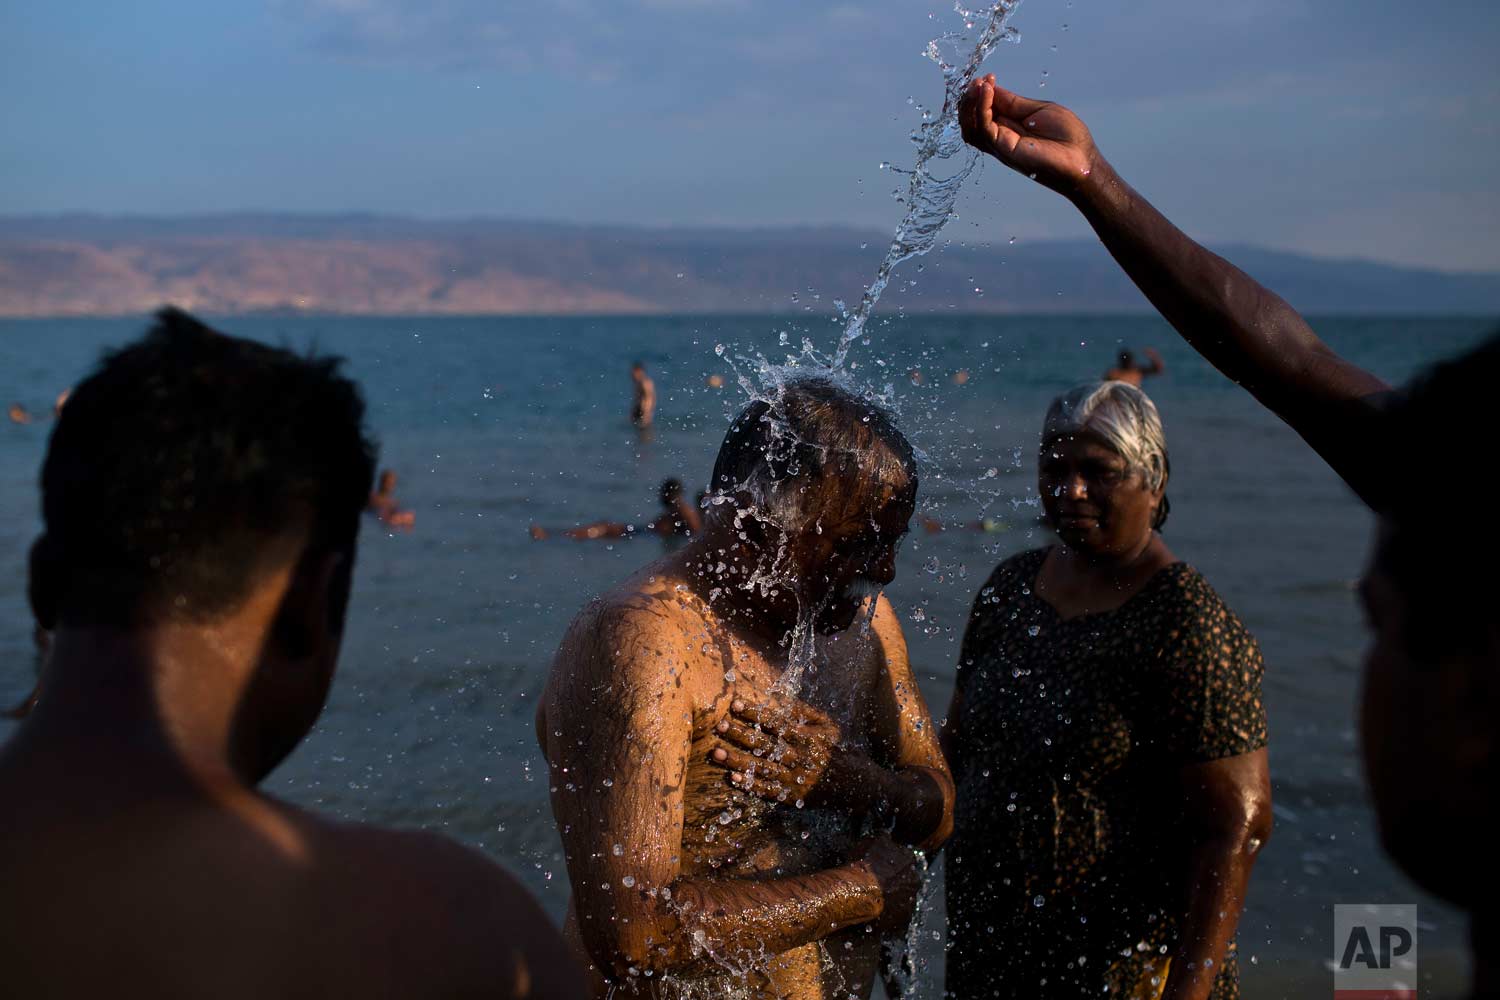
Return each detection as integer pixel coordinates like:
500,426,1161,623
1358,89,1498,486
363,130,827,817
1377,329,1500,654
1117,349,1135,369
1043,380,1170,527
1360,330,1500,915
659,478,684,507
37,308,376,627
709,376,917,531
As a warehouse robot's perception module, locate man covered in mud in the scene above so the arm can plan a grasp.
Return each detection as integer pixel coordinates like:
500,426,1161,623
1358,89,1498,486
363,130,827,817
539,376,954,999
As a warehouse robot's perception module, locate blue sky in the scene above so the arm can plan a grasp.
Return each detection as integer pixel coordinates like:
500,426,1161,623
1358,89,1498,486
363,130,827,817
3,1,1497,270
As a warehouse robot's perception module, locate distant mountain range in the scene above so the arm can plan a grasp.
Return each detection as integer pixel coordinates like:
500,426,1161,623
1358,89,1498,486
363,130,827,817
3,213,1498,317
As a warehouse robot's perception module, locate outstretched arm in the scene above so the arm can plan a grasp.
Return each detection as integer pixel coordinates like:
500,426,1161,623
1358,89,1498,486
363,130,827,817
958,75,1391,505
542,604,909,984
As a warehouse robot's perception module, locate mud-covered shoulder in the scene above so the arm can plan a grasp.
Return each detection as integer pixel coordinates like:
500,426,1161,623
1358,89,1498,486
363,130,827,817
545,567,713,735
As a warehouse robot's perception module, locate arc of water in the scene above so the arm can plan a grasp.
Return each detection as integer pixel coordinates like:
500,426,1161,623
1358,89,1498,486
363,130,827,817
832,1,1024,368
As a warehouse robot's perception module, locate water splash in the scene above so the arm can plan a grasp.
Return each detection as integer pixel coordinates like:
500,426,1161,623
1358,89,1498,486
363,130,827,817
882,853,942,997
832,1,1024,367
705,340,900,699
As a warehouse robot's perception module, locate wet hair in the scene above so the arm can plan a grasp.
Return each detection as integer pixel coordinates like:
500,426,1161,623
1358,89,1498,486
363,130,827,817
1375,329,1500,655
36,307,377,627
709,377,917,530
1043,380,1171,529
1117,349,1135,369
659,478,684,506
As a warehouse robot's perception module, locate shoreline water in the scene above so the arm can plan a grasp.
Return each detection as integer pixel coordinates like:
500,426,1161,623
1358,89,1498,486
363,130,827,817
3,313,1492,997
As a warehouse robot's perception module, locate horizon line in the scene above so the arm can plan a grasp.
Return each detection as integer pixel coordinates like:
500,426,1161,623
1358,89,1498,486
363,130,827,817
3,210,1499,279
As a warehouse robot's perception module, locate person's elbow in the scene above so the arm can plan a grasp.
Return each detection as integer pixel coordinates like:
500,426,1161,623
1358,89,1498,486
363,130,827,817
911,765,956,853
1195,784,1273,859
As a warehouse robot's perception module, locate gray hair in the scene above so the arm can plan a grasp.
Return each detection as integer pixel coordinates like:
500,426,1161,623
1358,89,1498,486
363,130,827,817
1042,380,1170,492
710,377,917,531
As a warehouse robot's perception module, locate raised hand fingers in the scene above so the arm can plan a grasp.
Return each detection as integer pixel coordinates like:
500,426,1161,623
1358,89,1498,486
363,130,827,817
959,78,989,145
709,745,789,793
988,82,1049,122
733,694,834,728
715,716,774,754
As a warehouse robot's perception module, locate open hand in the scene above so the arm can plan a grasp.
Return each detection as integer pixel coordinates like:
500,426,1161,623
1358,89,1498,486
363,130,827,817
958,74,1101,197
707,697,875,809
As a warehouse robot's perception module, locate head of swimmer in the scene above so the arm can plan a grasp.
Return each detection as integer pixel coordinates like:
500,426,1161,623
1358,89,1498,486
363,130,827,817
1038,381,1169,560
28,308,377,784
705,378,917,634
1357,331,1500,911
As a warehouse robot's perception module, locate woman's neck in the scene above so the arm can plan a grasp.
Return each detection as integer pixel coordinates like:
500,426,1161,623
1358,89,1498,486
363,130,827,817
1063,530,1163,579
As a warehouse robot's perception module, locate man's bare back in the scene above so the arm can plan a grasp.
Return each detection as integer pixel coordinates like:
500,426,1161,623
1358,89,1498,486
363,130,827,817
0,746,570,998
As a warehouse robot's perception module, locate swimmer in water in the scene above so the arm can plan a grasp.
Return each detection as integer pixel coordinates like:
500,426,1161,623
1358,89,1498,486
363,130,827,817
631,361,656,428
1104,347,1165,387
366,468,415,529
530,478,704,542
539,377,953,999
0,308,582,998
8,403,32,425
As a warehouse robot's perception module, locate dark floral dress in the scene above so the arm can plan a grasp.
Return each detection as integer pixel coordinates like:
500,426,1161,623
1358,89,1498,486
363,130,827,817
945,548,1268,999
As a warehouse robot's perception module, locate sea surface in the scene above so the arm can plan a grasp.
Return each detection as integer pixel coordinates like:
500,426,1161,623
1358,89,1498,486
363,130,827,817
2,313,1494,997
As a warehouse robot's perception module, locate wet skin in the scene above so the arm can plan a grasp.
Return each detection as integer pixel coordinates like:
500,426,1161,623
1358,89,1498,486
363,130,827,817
538,497,953,999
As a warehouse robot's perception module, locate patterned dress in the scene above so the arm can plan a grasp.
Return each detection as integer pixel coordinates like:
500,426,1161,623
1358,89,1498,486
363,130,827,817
945,548,1268,999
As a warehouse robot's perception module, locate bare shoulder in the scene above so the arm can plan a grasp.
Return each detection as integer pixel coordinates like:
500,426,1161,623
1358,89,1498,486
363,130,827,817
547,557,714,707
293,811,583,998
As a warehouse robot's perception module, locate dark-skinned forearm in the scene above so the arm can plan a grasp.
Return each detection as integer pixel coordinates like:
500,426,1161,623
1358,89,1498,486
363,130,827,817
1161,833,1259,1000
597,863,883,981
1070,160,1345,407
866,764,954,852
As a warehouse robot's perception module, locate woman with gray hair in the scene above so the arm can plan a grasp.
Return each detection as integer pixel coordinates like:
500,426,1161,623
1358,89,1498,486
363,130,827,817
941,381,1272,1000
